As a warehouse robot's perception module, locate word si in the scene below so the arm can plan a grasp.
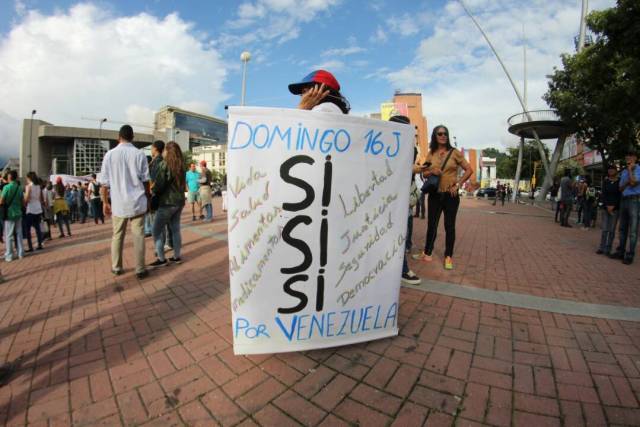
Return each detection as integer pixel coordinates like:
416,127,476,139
278,154,332,314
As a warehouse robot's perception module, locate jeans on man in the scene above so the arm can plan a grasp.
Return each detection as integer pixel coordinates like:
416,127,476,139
203,203,213,222
560,200,573,226
415,192,426,218
153,205,183,262
25,213,44,250
91,198,104,224
144,212,154,235
111,214,145,274
616,197,640,259
4,218,24,261
599,209,618,254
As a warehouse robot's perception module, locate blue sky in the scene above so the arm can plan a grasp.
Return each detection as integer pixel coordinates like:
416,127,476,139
0,0,615,158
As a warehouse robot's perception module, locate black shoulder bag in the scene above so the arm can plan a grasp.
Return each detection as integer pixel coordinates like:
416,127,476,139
421,149,454,194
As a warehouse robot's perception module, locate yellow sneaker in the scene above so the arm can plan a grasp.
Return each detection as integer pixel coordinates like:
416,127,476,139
444,257,453,270
412,252,433,262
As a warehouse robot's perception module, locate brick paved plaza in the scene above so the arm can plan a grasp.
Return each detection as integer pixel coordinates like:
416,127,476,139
0,197,639,426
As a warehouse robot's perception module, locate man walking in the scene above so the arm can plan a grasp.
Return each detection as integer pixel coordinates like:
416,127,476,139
88,174,104,224
186,163,202,221
612,149,640,265
99,125,150,279
559,169,574,227
0,170,24,262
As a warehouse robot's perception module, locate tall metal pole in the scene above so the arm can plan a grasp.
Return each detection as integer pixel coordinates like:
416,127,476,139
99,118,107,141
458,0,550,179
513,136,524,202
523,23,528,110
28,109,36,173
240,51,251,106
577,0,589,53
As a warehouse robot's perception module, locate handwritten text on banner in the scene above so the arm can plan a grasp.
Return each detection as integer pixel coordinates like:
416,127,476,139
227,107,413,354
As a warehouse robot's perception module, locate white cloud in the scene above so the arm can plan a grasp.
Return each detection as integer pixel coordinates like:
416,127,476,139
386,13,420,37
0,3,229,157
370,26,387,43
310,59,345,72
386,0,616,150
220,0,341,47
321,46,366,57
14,0,26,16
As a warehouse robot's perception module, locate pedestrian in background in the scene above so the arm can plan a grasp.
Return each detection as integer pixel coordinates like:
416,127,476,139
582,176,597,230
1,170,24,262
199,160,213,222
186,163,202,221
612,149,640,265
88,174,104,225
41,181,54,240
150,142,185,267
23,171,44,252
99,125,150,279
559,169,574,227
413,125,474,270
53,177,72,238
599,164,621,255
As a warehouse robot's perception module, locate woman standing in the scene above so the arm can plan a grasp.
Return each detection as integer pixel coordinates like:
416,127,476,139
53,177,72,237
24,172,45,251
413,125,473,270
149,142,186,267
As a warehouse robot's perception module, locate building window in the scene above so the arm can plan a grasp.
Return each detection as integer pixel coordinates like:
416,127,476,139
219,152,226,168
73,139,109,176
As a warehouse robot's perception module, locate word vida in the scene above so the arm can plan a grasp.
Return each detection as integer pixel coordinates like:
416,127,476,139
278,154,332,314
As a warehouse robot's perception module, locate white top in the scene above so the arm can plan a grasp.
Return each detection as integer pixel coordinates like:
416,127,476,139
99,142,150,218
25,183,43,215
44,188,55,207
312,102,343,114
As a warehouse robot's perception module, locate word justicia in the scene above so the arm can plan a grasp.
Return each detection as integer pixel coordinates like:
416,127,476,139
278,154,333,314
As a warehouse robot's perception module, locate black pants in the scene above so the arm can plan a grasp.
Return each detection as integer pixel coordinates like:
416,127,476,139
424,192,460,258
25,213,44,250
91,198,104,224
415,192,426,217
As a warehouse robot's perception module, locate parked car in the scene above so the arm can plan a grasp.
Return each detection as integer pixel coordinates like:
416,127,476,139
476,187,497,198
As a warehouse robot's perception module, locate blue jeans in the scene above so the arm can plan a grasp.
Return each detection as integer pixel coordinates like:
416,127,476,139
153,205,183,261
144,212,154,235
617,197,639,258
204,203,213,221
4,218,24,261
599,209,618,253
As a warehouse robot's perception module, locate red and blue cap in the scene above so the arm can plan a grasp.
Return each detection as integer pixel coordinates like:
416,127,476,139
288,70,341,94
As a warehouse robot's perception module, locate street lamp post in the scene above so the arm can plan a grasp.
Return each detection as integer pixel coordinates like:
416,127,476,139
577,0,589,53
28,109,36,172
99,118,107,142
240,51,251,106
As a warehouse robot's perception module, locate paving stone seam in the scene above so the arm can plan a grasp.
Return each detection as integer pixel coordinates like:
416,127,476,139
404,281,640,322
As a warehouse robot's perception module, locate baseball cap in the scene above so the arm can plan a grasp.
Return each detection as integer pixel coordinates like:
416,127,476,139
289,70,340,95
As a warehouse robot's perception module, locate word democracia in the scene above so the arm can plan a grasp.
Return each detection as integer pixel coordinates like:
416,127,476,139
229,121,402,158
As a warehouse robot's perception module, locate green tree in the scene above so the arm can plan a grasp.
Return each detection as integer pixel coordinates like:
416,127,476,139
482,147,509,178
499,140,549,185
544,0,640,170
183,150,194,170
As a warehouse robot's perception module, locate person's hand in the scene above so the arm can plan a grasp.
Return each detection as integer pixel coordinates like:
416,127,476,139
298,84,329,110
606,205,615,215
412,164,424,174
449,183,459,196
103,202,111,217
430,167,442,176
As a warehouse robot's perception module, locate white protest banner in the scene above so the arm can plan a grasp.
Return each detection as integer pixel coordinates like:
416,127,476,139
227,107,414,354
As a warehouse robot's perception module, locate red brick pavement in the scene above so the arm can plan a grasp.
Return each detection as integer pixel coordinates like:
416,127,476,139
0,197,638,426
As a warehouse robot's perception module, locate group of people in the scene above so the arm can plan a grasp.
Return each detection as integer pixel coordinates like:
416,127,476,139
555,149,639,265
492,182,513,207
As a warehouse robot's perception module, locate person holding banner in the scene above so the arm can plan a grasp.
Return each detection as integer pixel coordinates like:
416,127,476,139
413,125,473,270
389,115,422,285
289,69,350,114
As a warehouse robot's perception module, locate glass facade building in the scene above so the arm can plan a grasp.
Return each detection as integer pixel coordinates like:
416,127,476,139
73,139,110,175
174,111,227,148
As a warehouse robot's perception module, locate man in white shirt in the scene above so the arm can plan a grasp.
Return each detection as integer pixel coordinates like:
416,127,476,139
99,125,151,279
